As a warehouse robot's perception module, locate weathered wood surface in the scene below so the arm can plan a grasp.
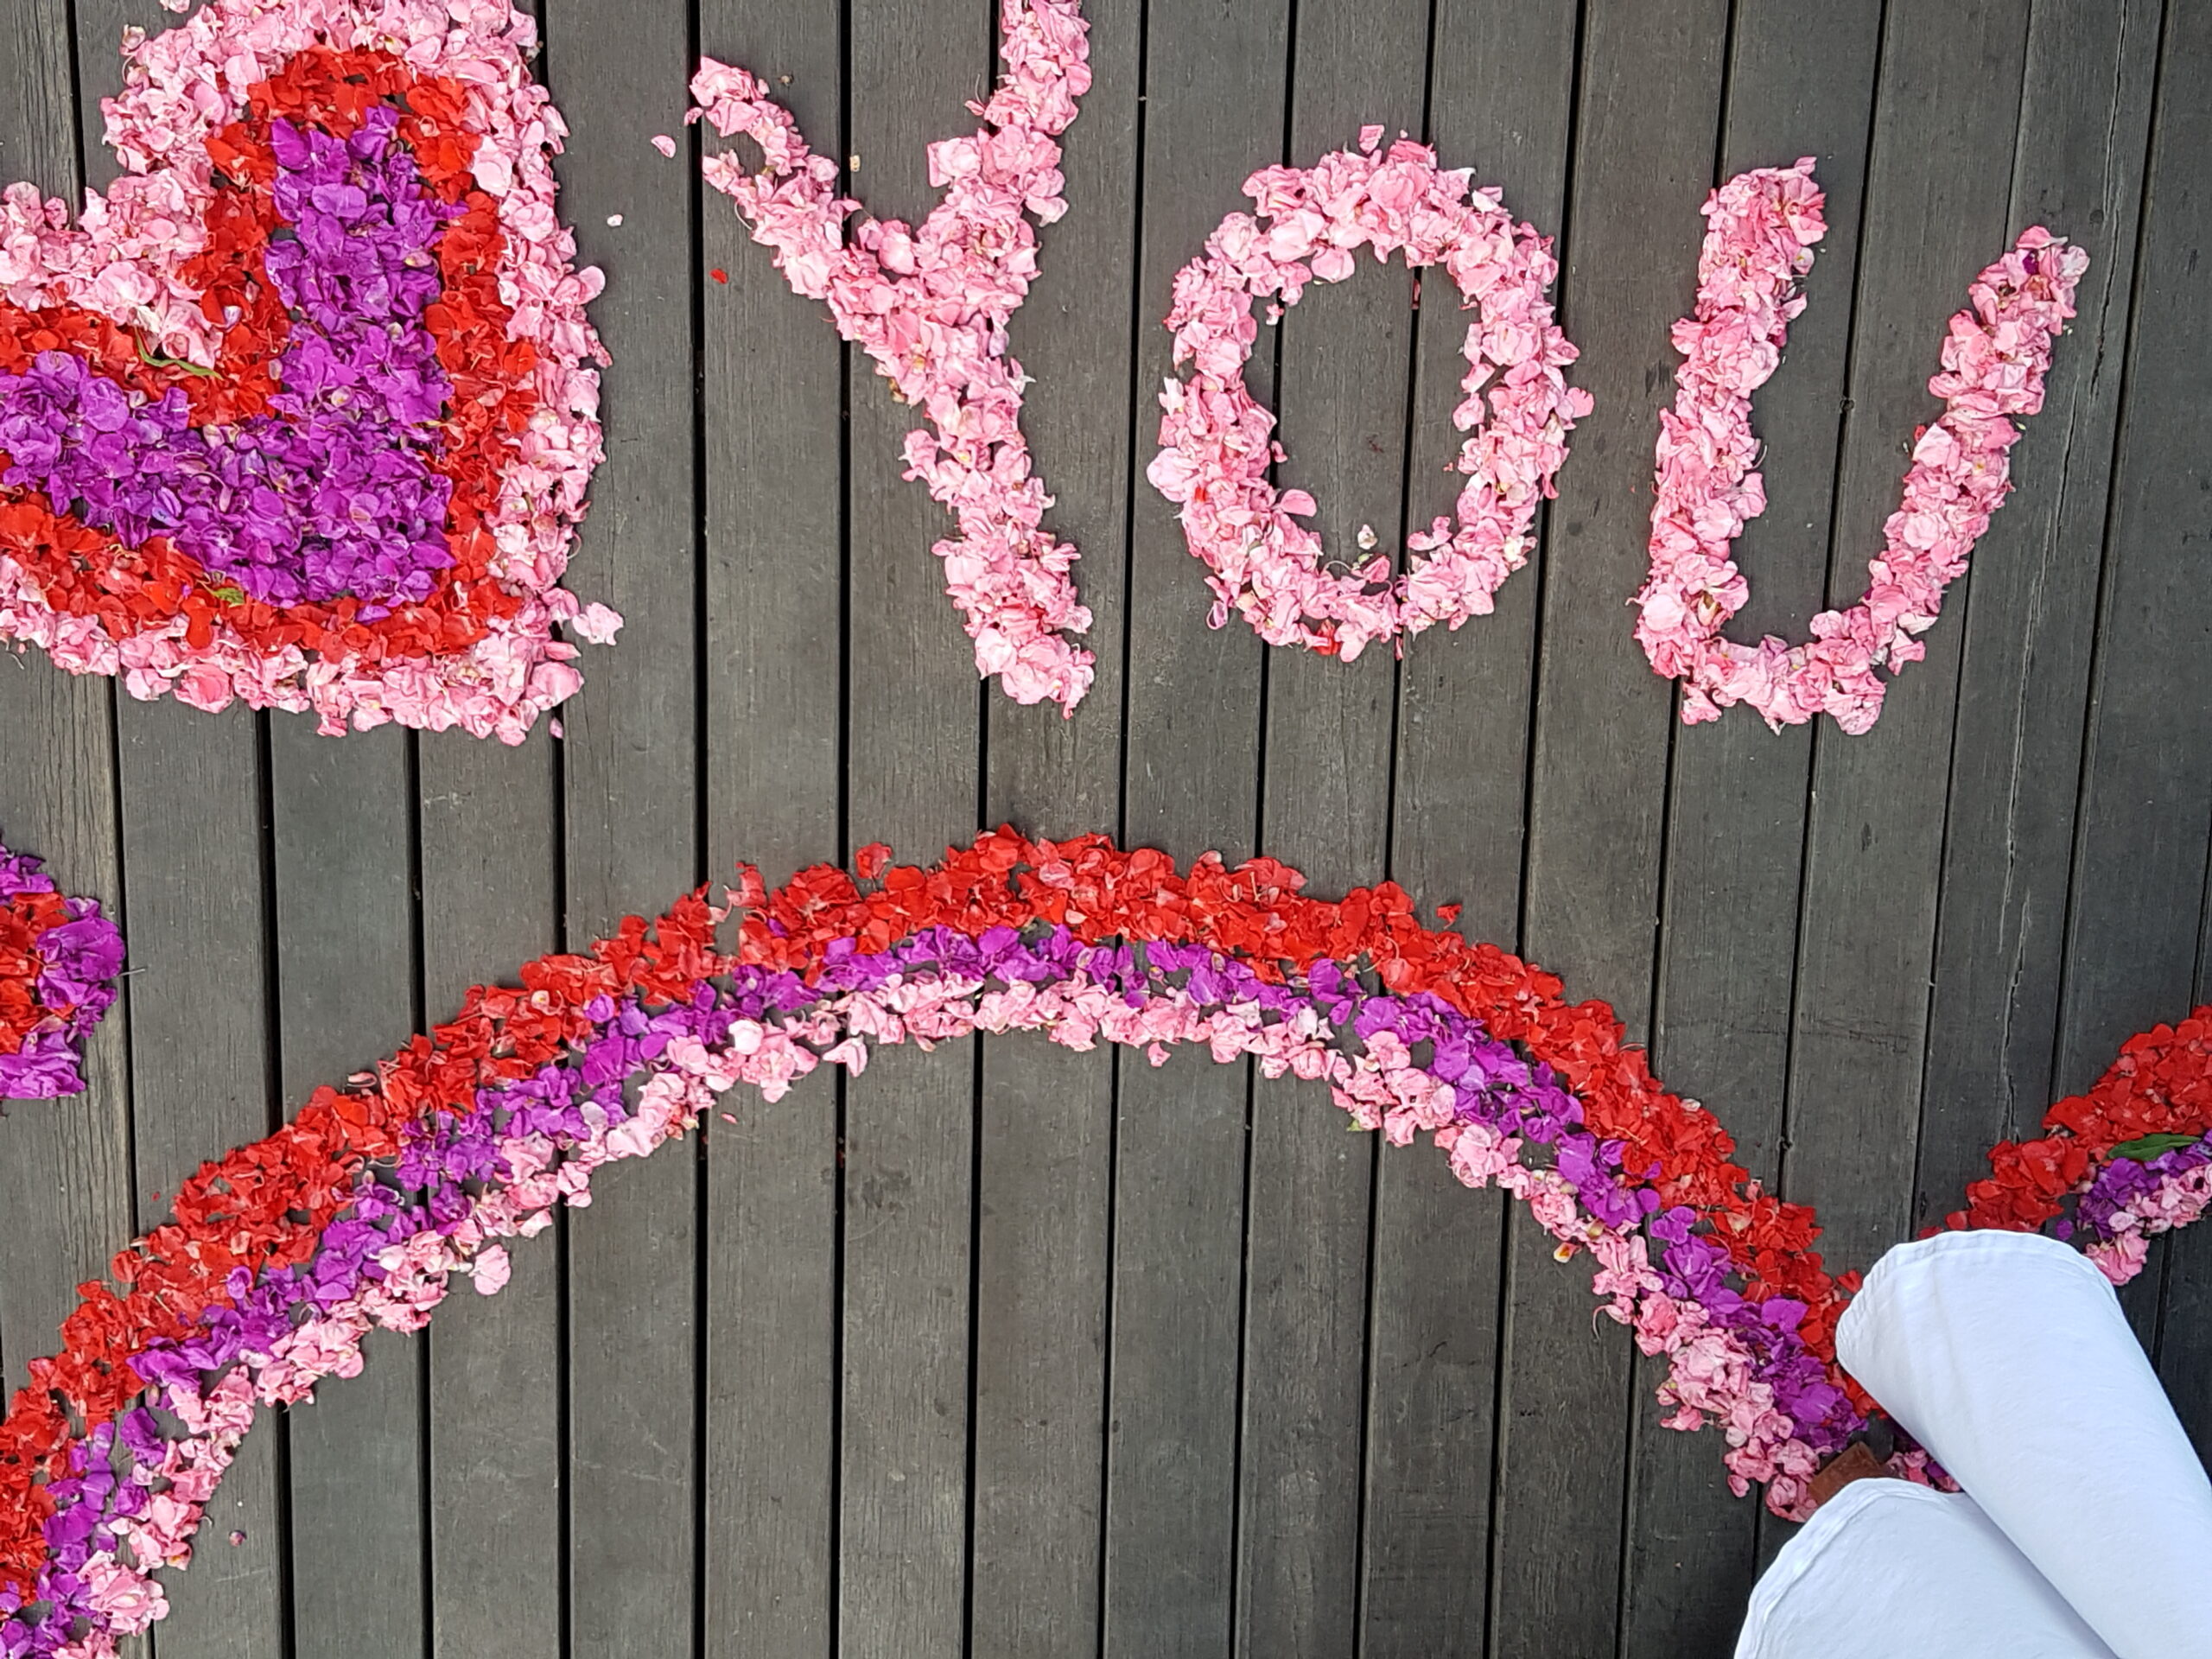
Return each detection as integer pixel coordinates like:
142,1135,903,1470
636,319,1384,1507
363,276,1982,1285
1,0,2207,1654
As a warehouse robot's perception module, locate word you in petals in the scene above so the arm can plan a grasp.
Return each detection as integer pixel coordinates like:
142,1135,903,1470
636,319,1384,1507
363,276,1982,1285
690,0,2085,734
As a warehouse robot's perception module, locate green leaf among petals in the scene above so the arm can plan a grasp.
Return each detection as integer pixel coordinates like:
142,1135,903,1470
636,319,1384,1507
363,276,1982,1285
2110,1133,2202,1161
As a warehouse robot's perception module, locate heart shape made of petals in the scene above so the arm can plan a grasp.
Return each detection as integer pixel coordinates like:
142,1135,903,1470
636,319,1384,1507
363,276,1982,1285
0,0,618,741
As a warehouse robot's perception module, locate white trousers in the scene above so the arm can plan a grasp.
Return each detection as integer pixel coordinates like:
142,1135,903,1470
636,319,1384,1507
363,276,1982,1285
1735,1230,2212,1659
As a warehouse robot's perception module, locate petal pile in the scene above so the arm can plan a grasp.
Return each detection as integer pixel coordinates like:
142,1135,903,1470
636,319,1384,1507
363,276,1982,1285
0,835,124,1101
1632,159,2088,733
5,827,2206,1653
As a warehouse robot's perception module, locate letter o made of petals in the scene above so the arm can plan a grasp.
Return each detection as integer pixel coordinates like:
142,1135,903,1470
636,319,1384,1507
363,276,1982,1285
1147,128,1592,661
1634,158,2089,734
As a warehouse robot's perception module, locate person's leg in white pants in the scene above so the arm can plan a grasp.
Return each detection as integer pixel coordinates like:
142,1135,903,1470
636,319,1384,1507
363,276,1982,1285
1737,1230,2212,1658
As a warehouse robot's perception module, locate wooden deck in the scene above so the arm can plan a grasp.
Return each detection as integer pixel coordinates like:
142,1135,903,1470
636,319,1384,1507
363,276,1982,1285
3,0,2209,1652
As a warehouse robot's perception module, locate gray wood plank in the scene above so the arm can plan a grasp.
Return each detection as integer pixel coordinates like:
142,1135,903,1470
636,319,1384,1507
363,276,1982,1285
835,3,991,1653
1782,0,2032,1270
2165,765,2212,1401
0,658,140,1659
1235,1062,1375,1659
1236,1,1433,1650
695,0,845,1651
0,711,143,1659
980,0,1137,839
969,0,1141,1647
697,0,847,895
0,0,138,1416
2202,855,2211,1015
0,0,134,1413
1627,3,1884,1648
2202,845,2211,1011
968,1047,1114,1656
2202,868,2211,1019
702,1058,841,1659
0,0,77,200
268,716,425,1659
1103,0,1287,1648
60,3,293,1648
1491,5,1729,1654
2161,1220,2212,1463
2059,0,2212,1419
0,607,134,1459
2052,0,2212,1103
113,704,285,1659
1362,3,1579,1652
419,730,563,1659
1916,0,2163,1225
1099,1052,1255,1659
838,1033,977,1659
0,16,147,1659
838,1013,978,1659
702,1052,842,1659
534,0,703,1652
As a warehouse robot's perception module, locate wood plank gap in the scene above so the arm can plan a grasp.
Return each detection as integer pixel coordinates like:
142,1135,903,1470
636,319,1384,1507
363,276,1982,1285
407,730,432,1659
1492,0,1589,1642
258,710,296,1659
963,1035,987,1659
832,0,853,1643
1224,1057,1261,1659
686,2,711,1656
